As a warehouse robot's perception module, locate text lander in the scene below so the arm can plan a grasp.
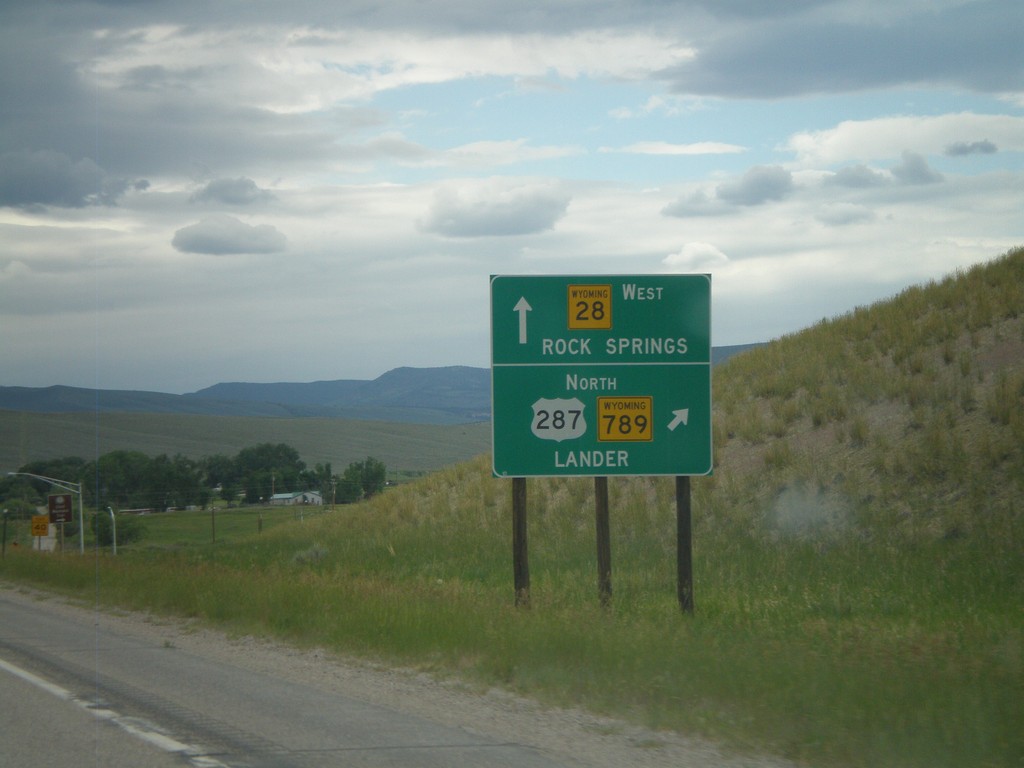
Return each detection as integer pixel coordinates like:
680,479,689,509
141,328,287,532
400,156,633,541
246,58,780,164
554,449,630,469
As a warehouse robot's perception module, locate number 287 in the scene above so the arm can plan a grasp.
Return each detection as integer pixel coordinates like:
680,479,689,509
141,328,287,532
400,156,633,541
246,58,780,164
534,409,583,430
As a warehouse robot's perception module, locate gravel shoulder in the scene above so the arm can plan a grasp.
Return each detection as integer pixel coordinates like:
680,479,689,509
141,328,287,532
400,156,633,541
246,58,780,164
3,584,796,768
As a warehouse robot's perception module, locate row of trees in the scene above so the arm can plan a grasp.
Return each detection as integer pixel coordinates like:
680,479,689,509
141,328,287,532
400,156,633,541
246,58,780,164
0,444,386,516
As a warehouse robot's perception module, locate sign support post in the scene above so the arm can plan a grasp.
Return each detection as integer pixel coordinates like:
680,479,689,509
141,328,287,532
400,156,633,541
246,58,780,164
676,476,694,614
595,477,612,607
48,494,74,554
512,478,529,607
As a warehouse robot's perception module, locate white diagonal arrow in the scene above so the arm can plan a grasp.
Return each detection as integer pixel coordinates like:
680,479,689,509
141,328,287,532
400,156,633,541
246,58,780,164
514,297,532,344
668,408,689,431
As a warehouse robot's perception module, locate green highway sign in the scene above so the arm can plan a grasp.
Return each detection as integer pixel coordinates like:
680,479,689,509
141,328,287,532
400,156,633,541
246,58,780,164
491,275,712,477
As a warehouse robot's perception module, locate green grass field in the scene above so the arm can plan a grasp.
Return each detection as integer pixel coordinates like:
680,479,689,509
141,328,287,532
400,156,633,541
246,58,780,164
0,411,491,476
2,503,332,551
3,247,1023,768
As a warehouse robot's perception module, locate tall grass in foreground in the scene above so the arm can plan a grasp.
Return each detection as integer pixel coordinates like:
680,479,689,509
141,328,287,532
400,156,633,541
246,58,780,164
4,248,1024,768
4,454,1021,768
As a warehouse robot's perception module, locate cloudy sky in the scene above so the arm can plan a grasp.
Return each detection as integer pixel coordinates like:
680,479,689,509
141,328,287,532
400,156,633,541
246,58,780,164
1,0,1021,394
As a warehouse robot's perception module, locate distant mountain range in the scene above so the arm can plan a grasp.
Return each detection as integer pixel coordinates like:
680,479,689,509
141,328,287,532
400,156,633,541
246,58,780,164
0,345,760,424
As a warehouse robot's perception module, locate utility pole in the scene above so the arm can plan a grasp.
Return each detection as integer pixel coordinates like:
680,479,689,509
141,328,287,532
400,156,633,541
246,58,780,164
7,473,85,554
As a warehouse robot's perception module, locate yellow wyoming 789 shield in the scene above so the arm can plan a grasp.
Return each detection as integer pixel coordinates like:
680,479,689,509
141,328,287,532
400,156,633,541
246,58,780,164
597,396,653,442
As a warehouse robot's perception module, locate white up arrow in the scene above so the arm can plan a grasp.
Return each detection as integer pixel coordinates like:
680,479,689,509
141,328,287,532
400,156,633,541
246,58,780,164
667,408,689,431
514,297,532,344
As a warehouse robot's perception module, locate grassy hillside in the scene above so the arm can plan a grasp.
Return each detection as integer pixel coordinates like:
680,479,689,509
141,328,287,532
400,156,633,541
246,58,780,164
3,247,1022,767
712,245,1023,545
0,411,491,474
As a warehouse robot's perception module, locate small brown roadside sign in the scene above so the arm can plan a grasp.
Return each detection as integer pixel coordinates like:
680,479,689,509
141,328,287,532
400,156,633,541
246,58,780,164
48,494,74,524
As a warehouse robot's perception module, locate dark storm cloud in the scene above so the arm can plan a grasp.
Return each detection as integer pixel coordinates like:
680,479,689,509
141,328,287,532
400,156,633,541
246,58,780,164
945,140,998,157
120,63,209,92
656,0,1021,97
5,94,354,180
0,149,143,208
0,8,382,179
172,215,287,254
191,178,276,205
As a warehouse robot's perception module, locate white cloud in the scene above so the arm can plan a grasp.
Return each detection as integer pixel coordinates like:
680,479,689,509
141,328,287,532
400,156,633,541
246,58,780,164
786,113,1024,167
945,139,998,157
814,203,875,227
662,242,729,271
88,26,693,114
662,190,730,218
825,164,889,188
890,151,944,185
418,179,571,237
662,165,797,217
716,165,794,206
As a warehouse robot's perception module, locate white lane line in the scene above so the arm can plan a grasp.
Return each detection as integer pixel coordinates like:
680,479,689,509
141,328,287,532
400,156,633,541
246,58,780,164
0,655,230,768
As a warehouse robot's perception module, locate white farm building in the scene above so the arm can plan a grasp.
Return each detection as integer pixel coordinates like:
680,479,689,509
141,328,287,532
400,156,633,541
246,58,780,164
269,491,323,506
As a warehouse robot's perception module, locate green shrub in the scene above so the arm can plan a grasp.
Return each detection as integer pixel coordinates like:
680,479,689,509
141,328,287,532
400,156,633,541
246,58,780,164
91,512,146,547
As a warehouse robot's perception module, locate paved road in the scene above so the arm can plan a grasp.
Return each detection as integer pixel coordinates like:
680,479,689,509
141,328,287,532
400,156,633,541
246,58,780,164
1,655,188,768
0,590,570,768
